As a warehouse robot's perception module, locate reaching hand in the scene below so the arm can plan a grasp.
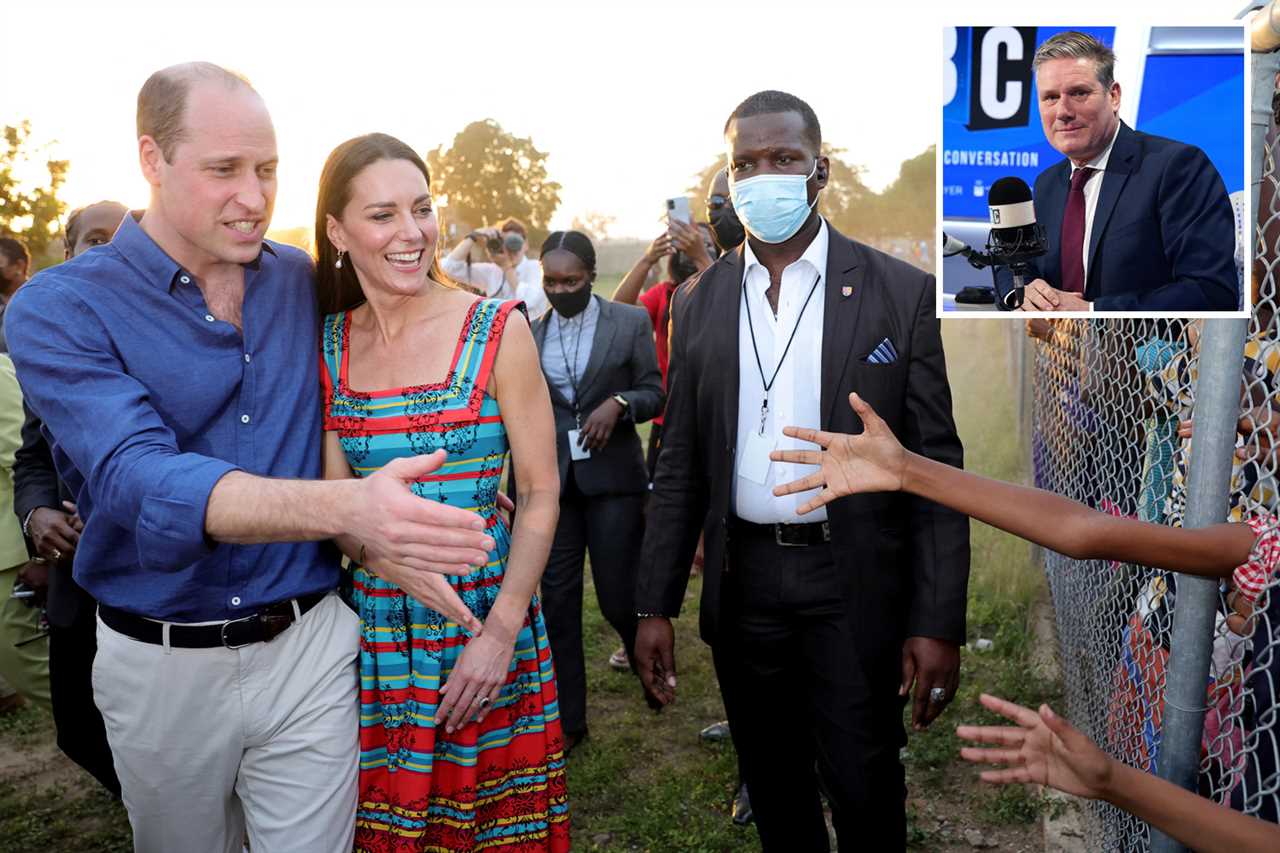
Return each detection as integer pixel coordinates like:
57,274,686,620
770,392,907,514
956,693,1114,800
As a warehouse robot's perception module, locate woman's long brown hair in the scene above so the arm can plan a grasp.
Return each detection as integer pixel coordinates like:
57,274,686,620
314,132,455,315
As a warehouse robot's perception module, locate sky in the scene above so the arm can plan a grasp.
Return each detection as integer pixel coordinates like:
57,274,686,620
0,0,1250,241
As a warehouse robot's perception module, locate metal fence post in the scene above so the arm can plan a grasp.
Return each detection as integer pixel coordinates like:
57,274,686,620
1149,316,1250,853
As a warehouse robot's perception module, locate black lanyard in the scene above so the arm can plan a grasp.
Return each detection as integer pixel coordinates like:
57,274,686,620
742,270,823,435
556,309,587,426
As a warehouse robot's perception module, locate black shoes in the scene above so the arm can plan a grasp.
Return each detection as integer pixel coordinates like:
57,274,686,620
731,783,753,826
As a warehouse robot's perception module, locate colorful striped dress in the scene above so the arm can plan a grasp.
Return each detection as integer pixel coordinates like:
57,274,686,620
321,298,570,853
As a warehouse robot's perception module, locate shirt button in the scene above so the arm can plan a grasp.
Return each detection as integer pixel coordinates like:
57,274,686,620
240,414,251,424
205,314,215,323
244,353,252,363
231,596,241,606
179,275,191,285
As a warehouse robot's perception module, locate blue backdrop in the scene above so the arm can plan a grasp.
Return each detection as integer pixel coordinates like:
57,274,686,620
942,26,1243,222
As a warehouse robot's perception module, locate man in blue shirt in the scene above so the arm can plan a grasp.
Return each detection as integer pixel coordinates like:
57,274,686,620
3,62,495,853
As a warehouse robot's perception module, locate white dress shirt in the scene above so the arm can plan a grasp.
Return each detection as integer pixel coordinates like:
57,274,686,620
441,254,548,318
1071,121,1121,284
732,219,829,524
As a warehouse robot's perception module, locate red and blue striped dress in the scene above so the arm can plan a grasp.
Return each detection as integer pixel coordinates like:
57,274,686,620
321,298,570,852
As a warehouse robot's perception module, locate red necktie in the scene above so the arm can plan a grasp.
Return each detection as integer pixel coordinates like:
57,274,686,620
1059,167,1096,295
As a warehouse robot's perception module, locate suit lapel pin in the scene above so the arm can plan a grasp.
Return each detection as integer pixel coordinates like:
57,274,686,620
841,285,853,297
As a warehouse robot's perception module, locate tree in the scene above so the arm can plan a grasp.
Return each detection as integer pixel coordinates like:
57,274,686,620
426,120,560,247
571,211,616,242
0,121,69,266
875,145,935,240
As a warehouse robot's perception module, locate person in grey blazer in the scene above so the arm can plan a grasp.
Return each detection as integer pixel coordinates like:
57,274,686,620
529,230,664,751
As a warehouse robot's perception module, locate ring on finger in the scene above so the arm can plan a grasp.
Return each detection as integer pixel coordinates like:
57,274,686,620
476,695,491,709
928,687,947,704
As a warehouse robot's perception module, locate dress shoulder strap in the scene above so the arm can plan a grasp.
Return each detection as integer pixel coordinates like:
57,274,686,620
454,299,527,410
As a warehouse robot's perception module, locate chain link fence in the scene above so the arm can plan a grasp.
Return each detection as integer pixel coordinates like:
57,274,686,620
1018,57,1280,853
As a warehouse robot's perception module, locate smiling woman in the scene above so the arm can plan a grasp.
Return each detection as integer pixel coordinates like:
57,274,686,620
313,132,569,852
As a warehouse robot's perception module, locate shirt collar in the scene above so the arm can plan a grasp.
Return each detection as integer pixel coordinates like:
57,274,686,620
113,212,277,291
1071,120,1122,177
742,217,829,285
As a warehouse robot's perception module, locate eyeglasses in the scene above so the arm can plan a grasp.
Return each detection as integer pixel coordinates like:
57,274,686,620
707,194,729,211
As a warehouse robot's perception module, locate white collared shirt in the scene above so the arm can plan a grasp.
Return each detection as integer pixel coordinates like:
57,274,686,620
1070,121,1121,283
732,219,829,524
440,255,548,317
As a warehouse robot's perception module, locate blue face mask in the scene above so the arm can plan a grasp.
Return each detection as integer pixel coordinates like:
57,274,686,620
728,159,819,244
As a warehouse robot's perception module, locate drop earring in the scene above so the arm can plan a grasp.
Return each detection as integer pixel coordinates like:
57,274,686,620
335,249,345,270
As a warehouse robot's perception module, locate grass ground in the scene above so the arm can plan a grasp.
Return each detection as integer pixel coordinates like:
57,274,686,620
0,298,1059,851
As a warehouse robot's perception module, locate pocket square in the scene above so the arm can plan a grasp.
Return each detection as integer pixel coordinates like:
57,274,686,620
864,337,898,364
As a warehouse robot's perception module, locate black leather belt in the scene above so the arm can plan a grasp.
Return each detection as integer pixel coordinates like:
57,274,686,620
99,591,328,649
729,516,831,547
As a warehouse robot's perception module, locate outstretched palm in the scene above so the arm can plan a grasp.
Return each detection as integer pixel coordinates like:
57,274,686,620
772,392,907,514
956,693,1112,800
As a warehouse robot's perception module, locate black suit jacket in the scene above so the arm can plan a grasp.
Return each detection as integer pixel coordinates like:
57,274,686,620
637,223,970,656
13,402,89,627
530,296,665,497
996,122,1237,311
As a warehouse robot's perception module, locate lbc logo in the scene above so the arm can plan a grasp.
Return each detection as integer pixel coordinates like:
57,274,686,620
945,27,1036,131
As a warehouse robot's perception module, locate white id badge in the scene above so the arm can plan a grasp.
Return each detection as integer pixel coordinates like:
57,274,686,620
567,429,592,461
739,429,773,485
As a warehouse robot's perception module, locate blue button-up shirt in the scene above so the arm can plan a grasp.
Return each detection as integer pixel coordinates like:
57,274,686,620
3,214,339,621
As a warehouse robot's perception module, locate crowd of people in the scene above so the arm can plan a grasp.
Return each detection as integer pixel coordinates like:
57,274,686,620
0,42,1278,853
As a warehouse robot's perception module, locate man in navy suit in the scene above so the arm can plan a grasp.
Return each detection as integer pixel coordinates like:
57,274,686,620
1012,31,1237,312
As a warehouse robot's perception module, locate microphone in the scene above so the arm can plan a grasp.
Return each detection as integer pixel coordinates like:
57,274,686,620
942,233,973,258
985,177,1047,309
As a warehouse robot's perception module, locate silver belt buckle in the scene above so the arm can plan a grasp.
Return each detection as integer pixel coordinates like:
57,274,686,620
220,614,257,649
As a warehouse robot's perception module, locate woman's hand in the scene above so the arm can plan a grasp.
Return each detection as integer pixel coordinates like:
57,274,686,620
644,232,673,265
579,398,624,450
435,629,517,733
956,693,1115,800
771,392,908,513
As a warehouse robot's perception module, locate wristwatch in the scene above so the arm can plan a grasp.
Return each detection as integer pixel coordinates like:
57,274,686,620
612,394,630,413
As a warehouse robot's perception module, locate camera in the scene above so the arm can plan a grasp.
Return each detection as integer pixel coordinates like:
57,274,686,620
486,235,503,254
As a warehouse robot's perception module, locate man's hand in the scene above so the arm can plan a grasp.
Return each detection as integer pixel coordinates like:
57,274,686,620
579,398,624,450
668,219,713,270
771,392,907,513
15,559,49,608
26,507,80,562
1018,279,1090,312
351,449,495,577
956,693,1114,800
901,636,960,730
635,615,677,707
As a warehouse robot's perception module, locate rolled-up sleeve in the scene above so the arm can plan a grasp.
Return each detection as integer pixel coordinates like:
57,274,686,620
4,282,239,570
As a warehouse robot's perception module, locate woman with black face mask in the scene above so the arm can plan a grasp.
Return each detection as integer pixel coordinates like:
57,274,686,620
526,230,665,752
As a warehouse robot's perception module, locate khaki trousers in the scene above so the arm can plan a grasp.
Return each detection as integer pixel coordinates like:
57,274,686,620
0,562,50,712
93,592,360,853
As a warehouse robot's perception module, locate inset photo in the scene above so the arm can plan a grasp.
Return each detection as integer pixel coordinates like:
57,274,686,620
940,25,1247,316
